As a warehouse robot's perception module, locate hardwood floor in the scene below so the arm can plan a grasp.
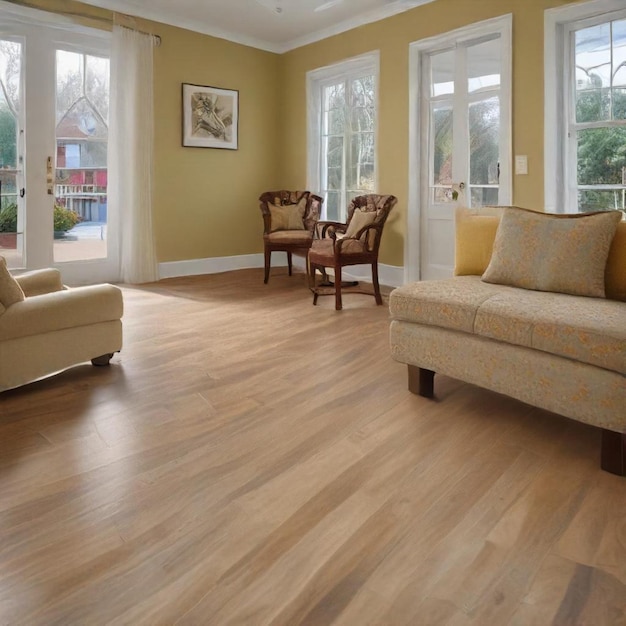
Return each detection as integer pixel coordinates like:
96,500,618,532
0,268,624,625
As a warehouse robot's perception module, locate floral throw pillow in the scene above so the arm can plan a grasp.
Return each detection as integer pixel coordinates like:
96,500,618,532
481,207,622,298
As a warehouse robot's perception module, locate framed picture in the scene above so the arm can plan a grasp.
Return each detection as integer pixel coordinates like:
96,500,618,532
182,83,239,150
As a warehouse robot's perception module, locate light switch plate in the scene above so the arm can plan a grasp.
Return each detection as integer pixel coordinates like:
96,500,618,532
515,155,528,175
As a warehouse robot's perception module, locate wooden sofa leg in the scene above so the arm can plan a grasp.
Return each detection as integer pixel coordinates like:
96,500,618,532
601,429,626,476
408,365,434,398
92,353,114,366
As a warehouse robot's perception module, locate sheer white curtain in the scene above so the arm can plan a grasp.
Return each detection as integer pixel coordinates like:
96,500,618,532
109,25,158,283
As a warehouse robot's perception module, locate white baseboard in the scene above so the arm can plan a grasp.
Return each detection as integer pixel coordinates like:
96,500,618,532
160,253,405,288
159,253,268,279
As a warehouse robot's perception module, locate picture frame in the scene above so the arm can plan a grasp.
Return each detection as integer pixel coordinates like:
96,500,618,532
182,83,239,150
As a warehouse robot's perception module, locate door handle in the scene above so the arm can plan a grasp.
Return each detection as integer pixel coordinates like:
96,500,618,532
47,156,54,195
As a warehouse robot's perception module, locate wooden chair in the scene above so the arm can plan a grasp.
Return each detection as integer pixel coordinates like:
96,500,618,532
259,190,323,284
308,194,398,310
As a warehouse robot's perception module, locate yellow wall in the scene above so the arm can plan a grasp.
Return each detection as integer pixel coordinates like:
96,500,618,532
20,0,587,268
152,26,280,261
281,0,584,267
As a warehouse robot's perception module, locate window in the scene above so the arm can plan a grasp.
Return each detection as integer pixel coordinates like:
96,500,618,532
545,0,626,213
307,52,378,221
568,15,626,212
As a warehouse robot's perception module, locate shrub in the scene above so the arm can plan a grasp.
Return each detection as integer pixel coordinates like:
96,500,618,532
0,202,17,233
54,205,80,232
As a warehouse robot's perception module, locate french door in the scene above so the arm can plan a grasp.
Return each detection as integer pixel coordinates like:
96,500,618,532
409,17,512,281
0,6,117,283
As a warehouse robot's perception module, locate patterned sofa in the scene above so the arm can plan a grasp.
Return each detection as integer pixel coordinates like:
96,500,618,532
389,207,626,475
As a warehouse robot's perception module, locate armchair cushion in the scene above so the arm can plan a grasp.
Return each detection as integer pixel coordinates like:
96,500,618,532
15,268,65,297
266,230,313,245
345,208,377,247
0,284,123,342
269,197,307,232
0,256,25,309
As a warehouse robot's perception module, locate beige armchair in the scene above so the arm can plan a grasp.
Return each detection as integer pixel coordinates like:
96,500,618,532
0,258,123,391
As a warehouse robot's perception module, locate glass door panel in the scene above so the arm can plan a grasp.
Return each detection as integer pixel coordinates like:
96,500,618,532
54,49,109,263
469,96,500,206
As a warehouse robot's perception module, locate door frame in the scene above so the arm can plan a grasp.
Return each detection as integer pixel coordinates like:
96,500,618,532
406,14,512,283
0,1,115,284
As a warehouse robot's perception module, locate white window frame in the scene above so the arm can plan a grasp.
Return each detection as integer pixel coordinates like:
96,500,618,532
306,51,379,221
545,0,626,213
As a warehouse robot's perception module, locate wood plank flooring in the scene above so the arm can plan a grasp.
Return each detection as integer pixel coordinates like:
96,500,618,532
0,268,624,625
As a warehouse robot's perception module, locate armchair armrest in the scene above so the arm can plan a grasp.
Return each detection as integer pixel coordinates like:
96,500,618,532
15,268,65,297
315,220,346,239
0,284,123,342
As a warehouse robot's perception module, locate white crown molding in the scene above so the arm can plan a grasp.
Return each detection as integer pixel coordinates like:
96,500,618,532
159,253,404,289
278,0,436,53
76,0,436,53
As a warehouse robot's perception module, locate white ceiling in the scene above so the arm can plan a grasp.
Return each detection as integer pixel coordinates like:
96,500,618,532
79,0,437,53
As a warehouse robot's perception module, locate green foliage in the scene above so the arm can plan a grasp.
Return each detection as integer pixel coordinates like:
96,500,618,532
0,202,17,233
0,106,17,168
54,205,80,232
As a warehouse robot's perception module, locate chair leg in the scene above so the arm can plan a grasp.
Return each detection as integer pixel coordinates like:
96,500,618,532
287,251,293,276
310,262,319,305
264,249,271,284
335,264,343,311
372,261,383,305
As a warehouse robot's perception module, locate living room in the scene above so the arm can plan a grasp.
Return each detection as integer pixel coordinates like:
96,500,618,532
0,0,625,623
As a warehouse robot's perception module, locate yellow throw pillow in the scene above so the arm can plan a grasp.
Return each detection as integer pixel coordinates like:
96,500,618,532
605,220,626,301
481,207,622,298
345,208,377,247
454,207,501,275
269,197,306,232
0,256,25,308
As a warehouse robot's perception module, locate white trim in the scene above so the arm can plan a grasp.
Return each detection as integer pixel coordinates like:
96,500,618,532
0,0,109,44
159,254,267,279
160,254,405,287
75,0,436,54
407,14,512,284
544,0,626,213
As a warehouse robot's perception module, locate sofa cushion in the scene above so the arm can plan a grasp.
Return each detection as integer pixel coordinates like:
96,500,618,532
0,256,25,308
389,276,626,375
474,288,626,376
389,276,507,333
481,207,622,298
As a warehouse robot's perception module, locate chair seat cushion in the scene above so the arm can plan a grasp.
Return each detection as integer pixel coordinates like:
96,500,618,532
308,238,367,264
389,275,626,375
265,231,313,245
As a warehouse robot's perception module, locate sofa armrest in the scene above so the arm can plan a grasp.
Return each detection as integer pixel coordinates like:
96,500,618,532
15,268,66,297
0,284,123,341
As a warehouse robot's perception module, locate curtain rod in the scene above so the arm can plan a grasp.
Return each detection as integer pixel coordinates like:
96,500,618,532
2,0,162,45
